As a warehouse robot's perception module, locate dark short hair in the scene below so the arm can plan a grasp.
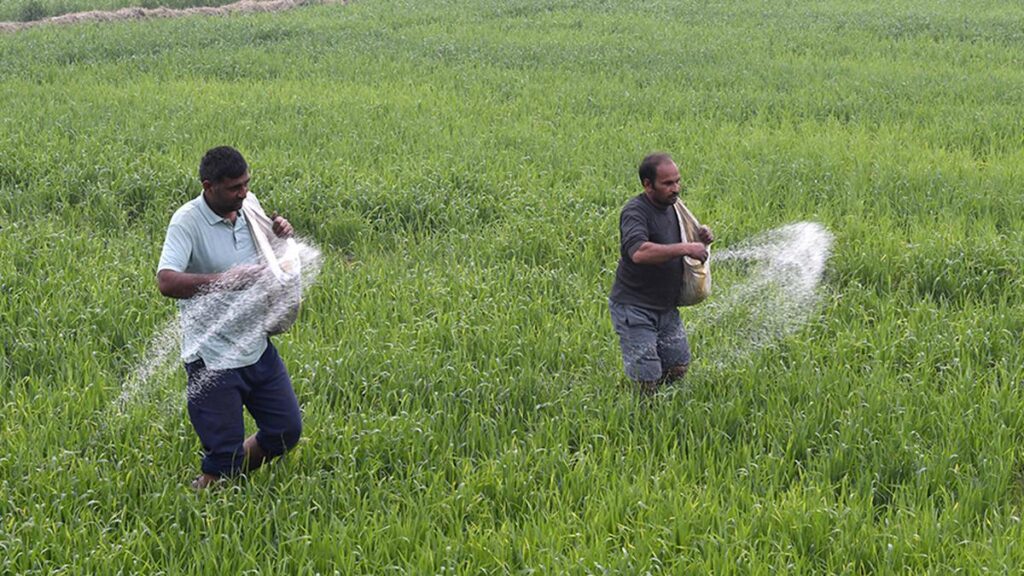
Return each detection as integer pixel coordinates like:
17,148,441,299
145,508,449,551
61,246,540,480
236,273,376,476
199,146,248,183
638,152,674,186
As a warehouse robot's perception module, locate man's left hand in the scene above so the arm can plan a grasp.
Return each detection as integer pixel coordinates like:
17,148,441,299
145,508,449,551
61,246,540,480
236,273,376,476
696,225,714,245
271,213,293,238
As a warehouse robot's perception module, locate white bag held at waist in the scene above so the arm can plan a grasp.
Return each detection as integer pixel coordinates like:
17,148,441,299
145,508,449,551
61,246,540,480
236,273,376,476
242,196,302,335
674,200,711,307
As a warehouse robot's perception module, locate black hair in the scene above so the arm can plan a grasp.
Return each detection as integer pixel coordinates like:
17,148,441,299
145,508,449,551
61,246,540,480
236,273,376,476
199,146,248,183
638,152,674,186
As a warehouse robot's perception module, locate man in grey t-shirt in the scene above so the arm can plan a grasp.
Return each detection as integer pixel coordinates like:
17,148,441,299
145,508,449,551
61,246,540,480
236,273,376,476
609,153,713,395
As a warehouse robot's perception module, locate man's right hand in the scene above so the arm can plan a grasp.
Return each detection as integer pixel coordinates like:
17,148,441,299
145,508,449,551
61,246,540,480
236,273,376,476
158,265,267,299
222,264,267,289
682,242,709,263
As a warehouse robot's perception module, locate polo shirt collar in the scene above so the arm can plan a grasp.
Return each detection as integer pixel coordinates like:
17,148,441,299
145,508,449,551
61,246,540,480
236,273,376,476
197,193,234,226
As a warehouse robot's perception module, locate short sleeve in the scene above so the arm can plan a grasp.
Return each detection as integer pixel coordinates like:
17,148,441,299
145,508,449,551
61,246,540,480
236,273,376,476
157,218,193,273
620,205,649,259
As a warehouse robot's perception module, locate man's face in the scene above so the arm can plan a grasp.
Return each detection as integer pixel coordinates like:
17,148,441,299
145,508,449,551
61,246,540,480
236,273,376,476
203,171,250,216
642,161,682,208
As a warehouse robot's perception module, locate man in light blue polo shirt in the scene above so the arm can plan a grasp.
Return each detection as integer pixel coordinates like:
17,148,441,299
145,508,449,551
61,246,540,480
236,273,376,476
157,146,302,490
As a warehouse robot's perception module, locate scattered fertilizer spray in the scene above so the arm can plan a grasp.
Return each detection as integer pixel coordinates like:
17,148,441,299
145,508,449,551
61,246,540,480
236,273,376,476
118,222,831,411
690,221,834,370
116,237,322,413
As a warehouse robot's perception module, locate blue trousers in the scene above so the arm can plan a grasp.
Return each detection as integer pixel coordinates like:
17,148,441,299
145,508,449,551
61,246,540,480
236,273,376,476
185,341,302,476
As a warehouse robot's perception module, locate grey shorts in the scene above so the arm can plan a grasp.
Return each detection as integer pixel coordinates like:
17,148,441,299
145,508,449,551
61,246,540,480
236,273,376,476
609,299,691,382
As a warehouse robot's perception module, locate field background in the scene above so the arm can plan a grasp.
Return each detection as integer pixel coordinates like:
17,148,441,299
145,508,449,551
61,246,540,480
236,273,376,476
2,0,1024,573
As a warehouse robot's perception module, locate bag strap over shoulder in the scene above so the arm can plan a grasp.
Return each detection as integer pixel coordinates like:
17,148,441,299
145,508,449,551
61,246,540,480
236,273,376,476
673,200,701,243
242,196,289,281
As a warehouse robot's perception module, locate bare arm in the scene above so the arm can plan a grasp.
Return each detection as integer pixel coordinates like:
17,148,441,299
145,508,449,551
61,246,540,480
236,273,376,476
157,266,264,299
631,241,708,265
631,224,714,265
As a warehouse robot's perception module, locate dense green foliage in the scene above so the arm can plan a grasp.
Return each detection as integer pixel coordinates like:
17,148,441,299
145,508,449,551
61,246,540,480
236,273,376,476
2,0,1024,573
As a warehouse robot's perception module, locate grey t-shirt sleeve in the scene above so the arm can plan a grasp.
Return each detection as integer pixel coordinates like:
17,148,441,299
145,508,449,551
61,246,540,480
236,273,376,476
620,203,649,259
157,217,192,273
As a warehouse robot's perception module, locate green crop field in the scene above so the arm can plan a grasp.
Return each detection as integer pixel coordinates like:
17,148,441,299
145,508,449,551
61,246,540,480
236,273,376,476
2,0,1024,573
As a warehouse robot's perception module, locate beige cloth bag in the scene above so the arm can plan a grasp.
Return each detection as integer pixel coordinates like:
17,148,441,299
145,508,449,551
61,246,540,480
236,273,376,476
242,196,302,334
674,201,711,306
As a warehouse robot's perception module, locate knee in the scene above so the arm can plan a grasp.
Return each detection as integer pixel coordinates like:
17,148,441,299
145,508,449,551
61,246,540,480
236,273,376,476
262,420,302,456
625,349,663,383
